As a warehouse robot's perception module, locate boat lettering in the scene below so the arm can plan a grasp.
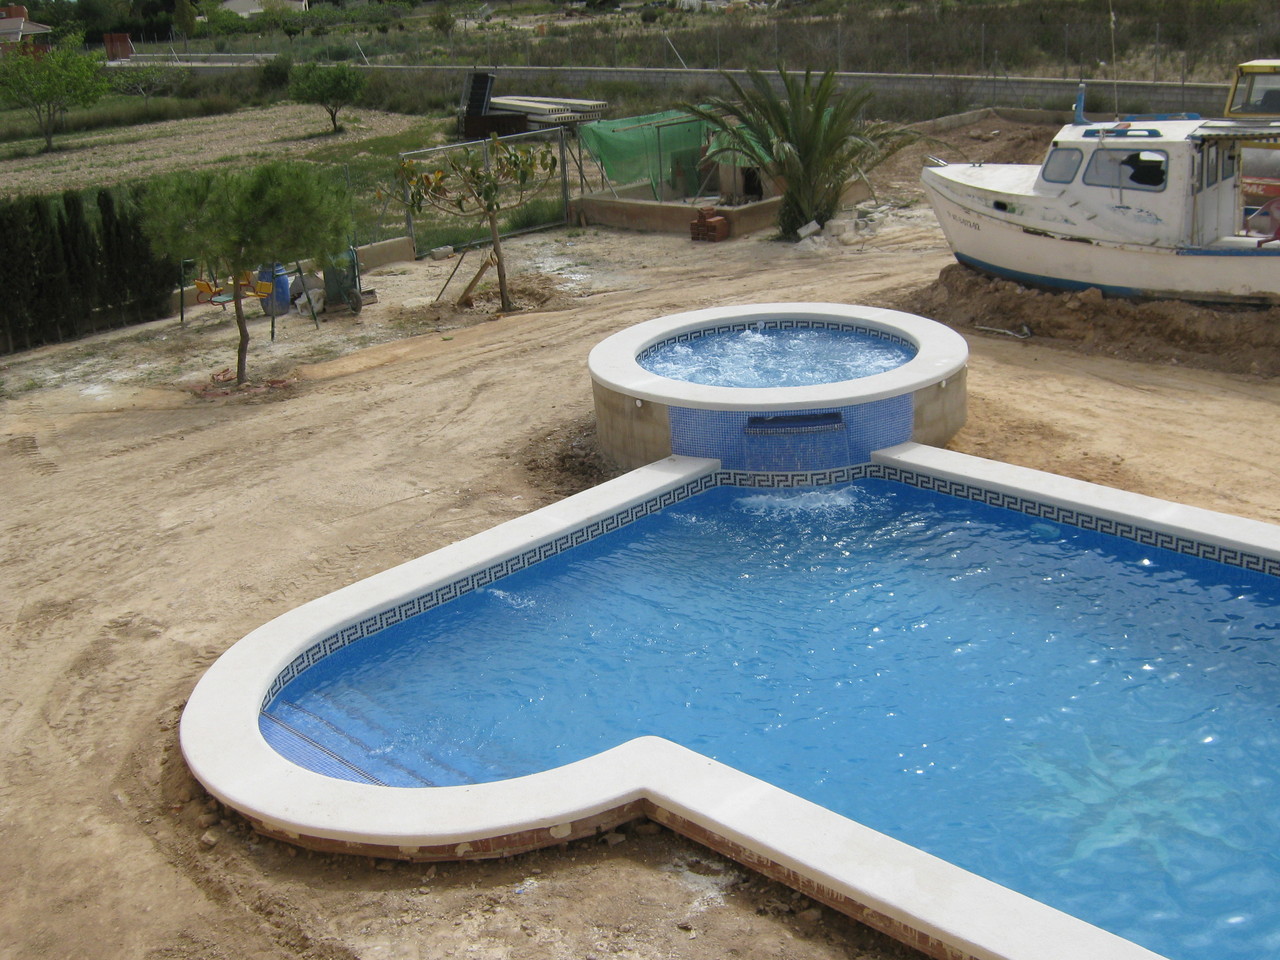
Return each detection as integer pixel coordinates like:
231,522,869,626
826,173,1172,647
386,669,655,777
947,210,981,231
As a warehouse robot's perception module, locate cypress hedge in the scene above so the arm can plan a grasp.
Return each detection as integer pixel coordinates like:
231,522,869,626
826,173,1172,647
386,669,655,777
0,185,176,356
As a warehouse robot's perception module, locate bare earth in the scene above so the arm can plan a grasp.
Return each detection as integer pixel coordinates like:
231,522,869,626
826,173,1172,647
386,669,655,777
4,117,1280,960
0,104,430,197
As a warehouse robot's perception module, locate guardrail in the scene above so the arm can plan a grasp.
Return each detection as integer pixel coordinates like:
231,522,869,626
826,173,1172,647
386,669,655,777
129,59,1231,117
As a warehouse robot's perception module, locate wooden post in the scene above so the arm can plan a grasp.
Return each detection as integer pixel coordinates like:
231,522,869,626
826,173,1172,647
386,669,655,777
456,253,497,307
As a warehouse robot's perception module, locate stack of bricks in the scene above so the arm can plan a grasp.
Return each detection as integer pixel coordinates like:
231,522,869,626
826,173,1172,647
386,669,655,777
690,206,730,242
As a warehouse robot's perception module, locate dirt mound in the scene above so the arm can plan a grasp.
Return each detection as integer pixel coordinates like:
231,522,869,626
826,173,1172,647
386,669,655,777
898,263,1280,376
521,414,620,496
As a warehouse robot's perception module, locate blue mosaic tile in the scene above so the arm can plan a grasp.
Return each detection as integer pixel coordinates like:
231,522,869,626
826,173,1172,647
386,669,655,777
636,318,914,364
263,469,722,706
669,396,913,472
265,461,1277,704
872,464,1280,579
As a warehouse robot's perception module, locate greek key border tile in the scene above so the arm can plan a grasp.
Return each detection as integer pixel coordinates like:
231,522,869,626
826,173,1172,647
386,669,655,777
874,464,1280,579
265,461,1279,705
716,465,876,488
265,470,723,704
636,319,913,364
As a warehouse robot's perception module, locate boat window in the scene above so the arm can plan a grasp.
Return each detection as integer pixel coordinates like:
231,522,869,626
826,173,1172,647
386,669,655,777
1223,147,1237,180
1205,143,1220,187
1082,148,1168,191
1041,148,1083,183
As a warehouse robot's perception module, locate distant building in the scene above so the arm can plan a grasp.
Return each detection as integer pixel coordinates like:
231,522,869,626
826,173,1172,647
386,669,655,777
219,0,308,18
0,4,53,53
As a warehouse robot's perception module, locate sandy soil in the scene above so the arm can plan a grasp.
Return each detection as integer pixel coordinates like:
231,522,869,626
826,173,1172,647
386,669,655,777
4,117,1280,960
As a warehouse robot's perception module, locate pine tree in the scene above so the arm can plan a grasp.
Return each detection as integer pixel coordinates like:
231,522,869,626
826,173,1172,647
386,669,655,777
59,190,98,338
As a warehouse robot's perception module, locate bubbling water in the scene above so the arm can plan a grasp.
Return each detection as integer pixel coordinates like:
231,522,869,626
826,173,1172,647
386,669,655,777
640,325,916,388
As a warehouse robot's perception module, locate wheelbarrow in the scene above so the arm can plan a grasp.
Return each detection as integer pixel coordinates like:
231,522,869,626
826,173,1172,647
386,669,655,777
323,247,364,315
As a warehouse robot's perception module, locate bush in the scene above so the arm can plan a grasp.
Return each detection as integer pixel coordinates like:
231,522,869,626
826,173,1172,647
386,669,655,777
258,55,293,93
0,186,176,355
358,70,458,115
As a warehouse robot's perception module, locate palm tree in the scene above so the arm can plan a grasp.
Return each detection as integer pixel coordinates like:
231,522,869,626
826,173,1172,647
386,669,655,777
682,68,921,241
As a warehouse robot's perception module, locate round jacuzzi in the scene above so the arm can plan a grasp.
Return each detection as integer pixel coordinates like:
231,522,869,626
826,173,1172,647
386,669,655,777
588,303,968,472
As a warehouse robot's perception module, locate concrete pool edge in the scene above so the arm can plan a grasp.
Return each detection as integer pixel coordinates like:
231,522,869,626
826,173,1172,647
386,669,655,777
587,303,968,410
180,443,1280,960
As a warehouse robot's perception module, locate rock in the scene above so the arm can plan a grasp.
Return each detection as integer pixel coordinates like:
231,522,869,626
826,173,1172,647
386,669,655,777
601,831,626,846
430,245,454,260
633,820,662,836
199,830,219,848
195,812,218,829
796,220,822,239
797,908,823,922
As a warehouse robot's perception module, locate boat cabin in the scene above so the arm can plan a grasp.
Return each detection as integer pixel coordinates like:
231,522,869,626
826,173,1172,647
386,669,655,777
1035,119,1280,247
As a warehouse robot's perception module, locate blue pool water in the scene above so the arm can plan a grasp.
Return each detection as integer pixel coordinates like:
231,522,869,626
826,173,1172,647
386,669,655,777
263,481,1280,960
638,326,916,387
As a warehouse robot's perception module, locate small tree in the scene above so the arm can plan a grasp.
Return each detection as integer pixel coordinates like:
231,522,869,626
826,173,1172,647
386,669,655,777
0,36,110,152
142,163,352,385
394,135,558,312
682,68,922,240
289,62,366,134
112,63,187,106
428,10,455,35
173,0,198,38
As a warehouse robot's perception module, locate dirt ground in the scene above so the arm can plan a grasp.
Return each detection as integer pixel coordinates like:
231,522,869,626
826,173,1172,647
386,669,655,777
0,104,434,197
4,117,1280,960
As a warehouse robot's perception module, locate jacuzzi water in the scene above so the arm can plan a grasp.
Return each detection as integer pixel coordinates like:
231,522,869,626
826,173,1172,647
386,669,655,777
262,480,1280,960
637,326,917,387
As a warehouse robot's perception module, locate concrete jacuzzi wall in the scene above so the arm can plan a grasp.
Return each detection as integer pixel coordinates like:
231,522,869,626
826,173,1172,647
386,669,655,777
589,304,969,472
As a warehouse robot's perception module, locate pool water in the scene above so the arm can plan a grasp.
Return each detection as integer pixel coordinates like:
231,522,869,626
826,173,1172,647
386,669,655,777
638,326,917,387
263,481,1280,960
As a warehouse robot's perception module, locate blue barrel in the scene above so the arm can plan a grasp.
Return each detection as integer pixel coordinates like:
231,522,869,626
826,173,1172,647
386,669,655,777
257,263,292,316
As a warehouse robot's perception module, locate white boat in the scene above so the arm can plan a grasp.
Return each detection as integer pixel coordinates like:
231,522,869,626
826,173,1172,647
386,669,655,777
921,90,1280,304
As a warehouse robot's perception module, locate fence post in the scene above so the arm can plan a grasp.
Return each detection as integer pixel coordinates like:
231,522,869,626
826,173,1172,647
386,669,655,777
559,126,570,224
400,158,416,257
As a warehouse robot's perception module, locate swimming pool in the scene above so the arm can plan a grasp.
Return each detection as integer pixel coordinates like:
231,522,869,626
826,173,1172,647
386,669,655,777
182,443,1280,960
259,475,1280,960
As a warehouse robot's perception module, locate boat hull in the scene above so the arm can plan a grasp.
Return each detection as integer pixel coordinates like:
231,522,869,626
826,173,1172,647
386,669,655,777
923,172,1280,306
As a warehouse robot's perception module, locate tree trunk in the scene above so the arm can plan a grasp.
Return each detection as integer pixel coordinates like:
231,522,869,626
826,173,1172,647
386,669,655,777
488,211,513,312
233,286,250,384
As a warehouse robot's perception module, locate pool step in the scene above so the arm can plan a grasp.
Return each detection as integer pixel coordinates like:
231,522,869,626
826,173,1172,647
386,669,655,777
261,692,516,787
332,686,522,785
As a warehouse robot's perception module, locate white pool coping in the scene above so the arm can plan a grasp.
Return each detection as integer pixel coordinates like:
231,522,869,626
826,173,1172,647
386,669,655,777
180,443,1280,960
587,302,969,411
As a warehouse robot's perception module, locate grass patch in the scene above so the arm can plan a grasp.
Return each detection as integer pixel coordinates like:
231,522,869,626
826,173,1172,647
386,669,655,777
303,118,449,244
0,96,242,146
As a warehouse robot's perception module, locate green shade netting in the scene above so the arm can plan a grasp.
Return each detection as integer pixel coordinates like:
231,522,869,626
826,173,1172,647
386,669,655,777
707,125,770,167
580,110,714,200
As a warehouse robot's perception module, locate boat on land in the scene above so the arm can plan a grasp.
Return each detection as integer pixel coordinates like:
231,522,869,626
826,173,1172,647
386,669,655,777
921,88,1280,304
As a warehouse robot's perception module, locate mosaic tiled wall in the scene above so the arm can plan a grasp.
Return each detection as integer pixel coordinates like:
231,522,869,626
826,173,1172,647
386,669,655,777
669,396,914,472
263,470,723,706
873,464,1280,578
266,461,1279,704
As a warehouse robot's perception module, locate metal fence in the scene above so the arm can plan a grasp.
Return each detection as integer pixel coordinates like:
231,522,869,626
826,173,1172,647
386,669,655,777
397,126,571,256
